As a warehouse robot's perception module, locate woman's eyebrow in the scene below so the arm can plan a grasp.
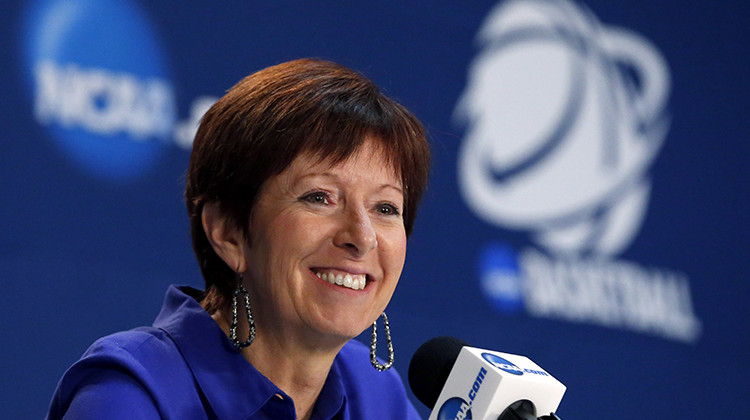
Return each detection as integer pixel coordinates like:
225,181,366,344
378,184,403,195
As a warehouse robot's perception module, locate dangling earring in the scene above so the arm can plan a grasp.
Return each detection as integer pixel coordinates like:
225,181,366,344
370,312,394,371
230,273,255,350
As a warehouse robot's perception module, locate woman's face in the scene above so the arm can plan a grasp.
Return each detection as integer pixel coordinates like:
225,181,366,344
242,139,407,344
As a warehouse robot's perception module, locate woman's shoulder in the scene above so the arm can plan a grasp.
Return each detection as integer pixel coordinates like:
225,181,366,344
80,326,178,365
88,325,171,352
56,326,190,393
46,327,199,420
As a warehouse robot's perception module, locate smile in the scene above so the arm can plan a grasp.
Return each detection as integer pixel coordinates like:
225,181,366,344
315,271,367,290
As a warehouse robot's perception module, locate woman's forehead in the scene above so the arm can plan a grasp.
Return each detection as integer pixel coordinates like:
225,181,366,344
289,148,401,186
296,138,401,178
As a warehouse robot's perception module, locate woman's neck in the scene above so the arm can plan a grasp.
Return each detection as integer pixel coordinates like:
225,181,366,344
210,307,346,420
247,337,338,420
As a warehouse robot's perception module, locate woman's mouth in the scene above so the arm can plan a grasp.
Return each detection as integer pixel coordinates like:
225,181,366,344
314,270,367,290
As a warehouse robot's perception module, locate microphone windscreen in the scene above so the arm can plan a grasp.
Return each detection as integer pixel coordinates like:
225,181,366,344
408,336,469,409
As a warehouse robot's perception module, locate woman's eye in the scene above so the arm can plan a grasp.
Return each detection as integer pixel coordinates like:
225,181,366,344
377,203,401,216
301,191,330,205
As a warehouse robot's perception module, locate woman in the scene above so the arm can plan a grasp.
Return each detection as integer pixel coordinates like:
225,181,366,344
47,58,431,419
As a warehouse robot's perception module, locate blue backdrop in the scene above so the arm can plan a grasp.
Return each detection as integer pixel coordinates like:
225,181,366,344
2,0,748,418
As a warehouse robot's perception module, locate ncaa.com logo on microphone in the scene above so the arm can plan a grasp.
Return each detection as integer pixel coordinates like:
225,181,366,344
481,353,549,377
436,367,487,420
455,0,701,343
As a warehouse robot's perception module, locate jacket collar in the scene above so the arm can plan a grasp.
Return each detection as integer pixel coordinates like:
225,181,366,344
153,286,346,420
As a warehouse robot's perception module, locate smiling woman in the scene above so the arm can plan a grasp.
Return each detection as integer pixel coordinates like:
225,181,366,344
46,58,430,420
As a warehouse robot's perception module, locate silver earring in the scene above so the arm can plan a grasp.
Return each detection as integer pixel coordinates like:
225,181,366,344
230,274,255,350
370,312,394,371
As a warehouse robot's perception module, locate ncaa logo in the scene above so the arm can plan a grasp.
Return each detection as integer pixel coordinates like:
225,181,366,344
456,0,670,257
481,353,524,376
22,0,176,182
479,242,523,313
437,397,473,420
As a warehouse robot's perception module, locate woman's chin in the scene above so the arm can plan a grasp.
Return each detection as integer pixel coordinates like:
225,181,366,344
304,316,373,345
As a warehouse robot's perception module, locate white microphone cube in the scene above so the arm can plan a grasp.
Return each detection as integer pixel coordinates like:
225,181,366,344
429,347,566,420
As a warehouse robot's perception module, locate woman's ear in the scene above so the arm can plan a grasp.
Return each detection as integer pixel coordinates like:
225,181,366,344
202,202,247,273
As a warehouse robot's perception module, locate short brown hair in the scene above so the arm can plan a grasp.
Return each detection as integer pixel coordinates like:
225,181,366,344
185,58,430,309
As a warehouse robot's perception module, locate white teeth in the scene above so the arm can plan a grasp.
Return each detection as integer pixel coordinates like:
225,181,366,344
315,271,367,291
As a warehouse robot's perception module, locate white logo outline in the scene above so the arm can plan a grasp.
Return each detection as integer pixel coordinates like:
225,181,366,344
456,0,671,257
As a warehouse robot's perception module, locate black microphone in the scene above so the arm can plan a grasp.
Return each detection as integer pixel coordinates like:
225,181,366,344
408,337,566,420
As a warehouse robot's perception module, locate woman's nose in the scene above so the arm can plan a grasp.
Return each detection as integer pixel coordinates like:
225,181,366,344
334,207,378,257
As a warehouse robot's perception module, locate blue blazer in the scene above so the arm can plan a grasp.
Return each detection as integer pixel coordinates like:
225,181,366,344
46,286,420,420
